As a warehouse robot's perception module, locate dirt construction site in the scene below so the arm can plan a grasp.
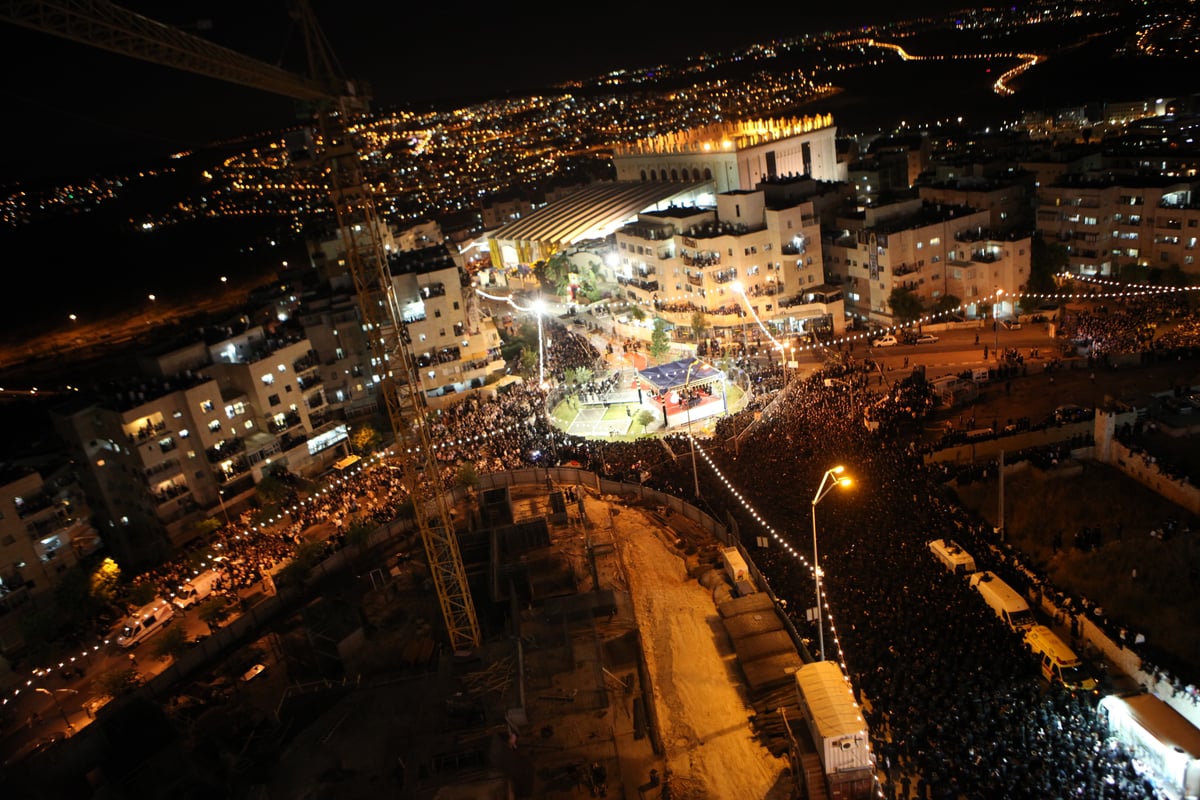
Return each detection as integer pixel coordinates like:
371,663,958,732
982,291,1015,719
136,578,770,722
255,478,801,800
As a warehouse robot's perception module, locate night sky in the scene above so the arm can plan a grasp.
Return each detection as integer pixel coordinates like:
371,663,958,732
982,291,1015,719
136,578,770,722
0,1,975,182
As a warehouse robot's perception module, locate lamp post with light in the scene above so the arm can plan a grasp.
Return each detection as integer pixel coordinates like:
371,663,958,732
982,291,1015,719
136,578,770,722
217,488,231,526
684,357,711,499
35,686,77,734
811,465,852,661
993,288,1004,358
531,297,547,387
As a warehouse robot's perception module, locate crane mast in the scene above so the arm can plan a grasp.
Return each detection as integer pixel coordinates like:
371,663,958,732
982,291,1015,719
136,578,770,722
1,0,482,651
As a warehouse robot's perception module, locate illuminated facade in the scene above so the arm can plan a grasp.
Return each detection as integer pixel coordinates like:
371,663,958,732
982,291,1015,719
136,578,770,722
613,116,844,190
1035,176,1200,276
614,181,845,337
824,198,1031,325
0,467,97,608
387,245,506,406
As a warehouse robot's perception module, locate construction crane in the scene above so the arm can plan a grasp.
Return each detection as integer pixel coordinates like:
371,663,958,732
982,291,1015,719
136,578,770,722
1,0,482,652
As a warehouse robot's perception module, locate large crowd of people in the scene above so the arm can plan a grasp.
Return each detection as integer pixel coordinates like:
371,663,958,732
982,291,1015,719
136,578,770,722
77,288,1200,799
704,367,1167,799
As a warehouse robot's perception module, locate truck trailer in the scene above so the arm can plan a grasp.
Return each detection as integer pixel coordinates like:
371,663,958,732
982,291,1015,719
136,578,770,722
794,660,876,800
1099,692,1200,800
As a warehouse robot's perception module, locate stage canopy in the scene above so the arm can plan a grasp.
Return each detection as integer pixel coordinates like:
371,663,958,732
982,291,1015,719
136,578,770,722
636,358,723,393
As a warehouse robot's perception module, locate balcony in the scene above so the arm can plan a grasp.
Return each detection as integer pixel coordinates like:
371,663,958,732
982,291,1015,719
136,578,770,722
206,436,245,464
682,253,720,268
153,483,191,505
143,458,181,480
292,351,319,373
417,346,461,368
617,276,659,292
296,373,322,391
712,270,738,285
419,282,447,299
14,491,53,519
268,411,302,434
280,431,309,452
125,420,167,444
744,283,783,298
686,273,704,287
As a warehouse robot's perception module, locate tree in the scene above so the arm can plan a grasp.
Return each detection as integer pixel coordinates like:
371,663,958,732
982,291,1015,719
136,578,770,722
350,423,381,455
690,310,709,342
519,346,539,378
455,461,480,490
933,294,962,316
887,287,925,324
94,666,141,698
149,625,189,662
565,366,593,386
89,557,121,605
197,595,232,632
649,318,671,363
629,305,646,322
126,581,157,608
255,470,290,508
633,409,656,430
1028,234,1067,295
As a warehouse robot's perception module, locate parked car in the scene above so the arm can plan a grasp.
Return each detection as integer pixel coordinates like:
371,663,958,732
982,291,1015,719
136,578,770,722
915,333,939,344
872,334,899,347
1001,319,1023,330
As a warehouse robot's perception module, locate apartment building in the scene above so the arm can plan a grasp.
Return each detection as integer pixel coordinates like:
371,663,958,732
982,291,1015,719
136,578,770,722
1035,175,1200,276
51,326,350,567
387,244,505,405
917,175,1034,231
614,179,846,339
52,372,223,567
0,465,98,606
823,198,1031,325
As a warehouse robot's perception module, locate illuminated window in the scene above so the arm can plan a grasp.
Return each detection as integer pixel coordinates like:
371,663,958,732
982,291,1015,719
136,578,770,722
277,363,286,372
261,373,274,385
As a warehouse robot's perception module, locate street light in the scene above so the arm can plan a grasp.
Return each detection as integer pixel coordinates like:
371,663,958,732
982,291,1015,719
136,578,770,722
811,465,852,661
531,297,547,387
217,488,231,526
684,358,710,499
35,686,77,734
993,287,1004,357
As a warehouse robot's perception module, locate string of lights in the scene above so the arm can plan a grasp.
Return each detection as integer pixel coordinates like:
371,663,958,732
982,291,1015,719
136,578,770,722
691,439,850,671
479,277,1199,359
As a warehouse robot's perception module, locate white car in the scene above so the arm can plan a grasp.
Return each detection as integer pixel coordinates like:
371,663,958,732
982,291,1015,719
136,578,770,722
915,333,939,344
872,334,899,347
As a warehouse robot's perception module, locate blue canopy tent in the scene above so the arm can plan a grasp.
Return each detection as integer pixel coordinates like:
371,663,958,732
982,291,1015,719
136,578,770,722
636,357,726,428
636,357,721,392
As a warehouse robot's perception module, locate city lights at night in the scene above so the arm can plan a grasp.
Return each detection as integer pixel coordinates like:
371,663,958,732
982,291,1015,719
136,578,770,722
0,1,1199,798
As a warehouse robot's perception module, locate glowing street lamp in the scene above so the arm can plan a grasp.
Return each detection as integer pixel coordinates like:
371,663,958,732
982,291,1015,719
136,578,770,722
531,297,547,387
684,358,711,499
993,287,1004,356
811,466,852,661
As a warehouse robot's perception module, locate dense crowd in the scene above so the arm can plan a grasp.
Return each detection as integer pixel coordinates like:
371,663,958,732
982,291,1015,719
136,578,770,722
704,369,1165,799
107,290,1200,799
1059,294,1199,359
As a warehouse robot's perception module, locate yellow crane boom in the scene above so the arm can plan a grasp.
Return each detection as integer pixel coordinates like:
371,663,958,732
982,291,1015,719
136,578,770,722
1,0,482,651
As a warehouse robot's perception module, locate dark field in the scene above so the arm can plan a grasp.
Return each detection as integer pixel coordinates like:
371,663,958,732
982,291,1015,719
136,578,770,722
954,455,1200,677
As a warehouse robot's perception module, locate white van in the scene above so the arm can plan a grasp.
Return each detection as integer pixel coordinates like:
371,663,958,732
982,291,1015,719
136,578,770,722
968,571,1035,632
115,598,175,648
927,539,976,575
172,569,222,609
1024,625,1097,691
